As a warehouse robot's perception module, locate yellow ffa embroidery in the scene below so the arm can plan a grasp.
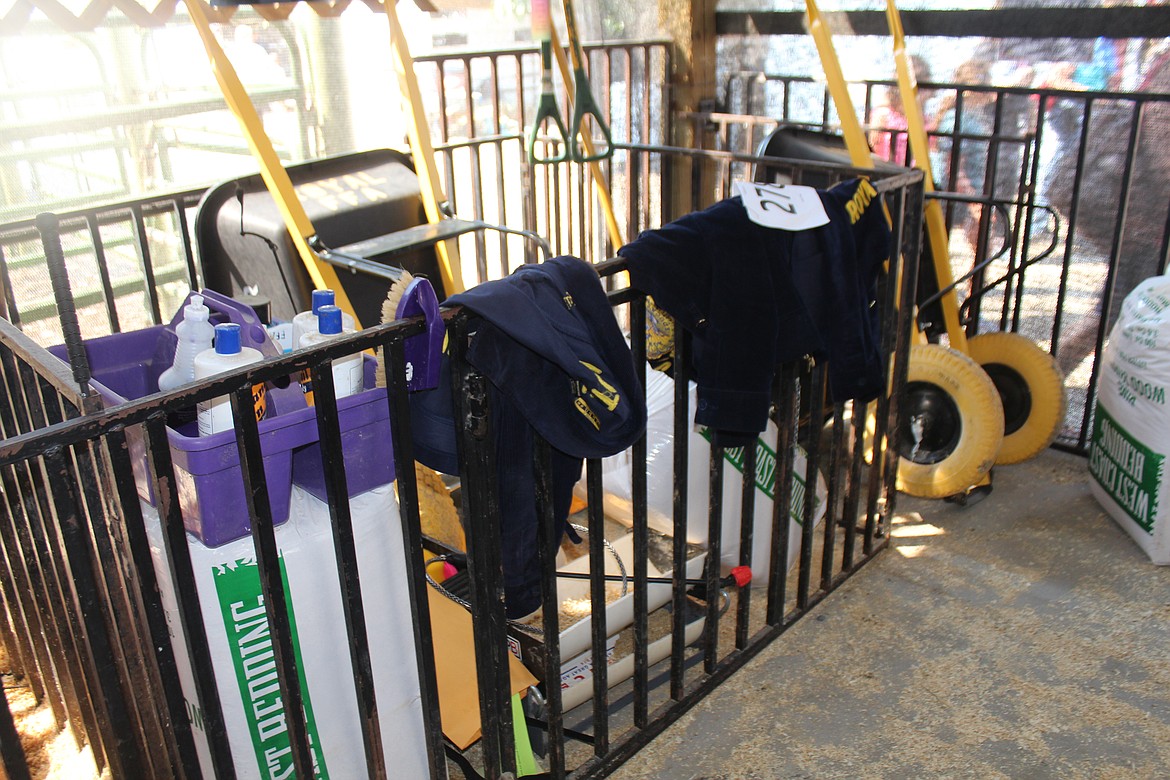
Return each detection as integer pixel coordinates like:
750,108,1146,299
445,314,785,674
573,361,621,429
575,397,600,430
845,178,879,224
580,361,620,411
563,292,575,310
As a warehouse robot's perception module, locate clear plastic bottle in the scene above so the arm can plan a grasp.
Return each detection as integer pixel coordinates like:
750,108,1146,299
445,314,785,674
195,323,268,436
158,294,215,393
292,289,356,350
300,305,364,403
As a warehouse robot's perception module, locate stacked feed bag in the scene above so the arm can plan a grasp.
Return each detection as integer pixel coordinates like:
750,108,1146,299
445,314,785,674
1089,275,1170,564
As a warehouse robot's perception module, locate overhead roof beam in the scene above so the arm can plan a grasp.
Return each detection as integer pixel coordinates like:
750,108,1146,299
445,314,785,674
717,6,1170,40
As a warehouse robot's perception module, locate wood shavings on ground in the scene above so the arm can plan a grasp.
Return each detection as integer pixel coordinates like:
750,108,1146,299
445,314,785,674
0,644,98,779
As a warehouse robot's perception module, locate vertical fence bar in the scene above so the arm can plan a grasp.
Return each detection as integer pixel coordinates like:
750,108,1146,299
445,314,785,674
703,444,723,674
383,336,448,780
436,63,451,144
878,180,925,543
129,204,162,325
172,198,201,291
143,415,238,779
669,327,690,701
532,434,565,778
586,458,609,756
448,316,513,778
820,405,846,591
36,214,90,398
734,443,756,650
84,214,121,334
842,403,865,569
1050,98,1093,371
1082,101,1146,445
231,385,315,778
0,244,17,327
309,359,387,779
766,364,797,626
797,363,826,610
629,296,650,729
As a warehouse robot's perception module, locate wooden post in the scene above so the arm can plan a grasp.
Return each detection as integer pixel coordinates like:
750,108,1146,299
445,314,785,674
660,0,717,218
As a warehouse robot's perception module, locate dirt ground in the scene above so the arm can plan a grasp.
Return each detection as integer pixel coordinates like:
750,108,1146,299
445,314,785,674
0,643,98,779
607,448,1170,780
4,448,1162,779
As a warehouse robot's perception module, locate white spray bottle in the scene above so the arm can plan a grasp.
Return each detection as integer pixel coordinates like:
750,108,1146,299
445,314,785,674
158,294,214,393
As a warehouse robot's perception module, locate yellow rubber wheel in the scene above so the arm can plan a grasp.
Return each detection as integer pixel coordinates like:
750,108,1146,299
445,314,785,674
966,332,1065,466
890,344,1004,499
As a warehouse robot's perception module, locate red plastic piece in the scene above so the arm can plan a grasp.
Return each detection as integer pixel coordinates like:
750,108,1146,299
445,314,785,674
729,565,752,588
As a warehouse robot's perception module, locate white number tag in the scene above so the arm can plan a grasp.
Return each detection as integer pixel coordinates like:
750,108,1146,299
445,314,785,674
733,181,830,231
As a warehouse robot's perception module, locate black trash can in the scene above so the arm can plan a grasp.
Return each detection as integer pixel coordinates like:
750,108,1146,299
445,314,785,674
195,148,444,326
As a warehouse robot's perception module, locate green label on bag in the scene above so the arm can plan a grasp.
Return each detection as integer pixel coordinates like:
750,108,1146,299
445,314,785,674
213,557,330,779
699,429,816,522
1089,407,1164,533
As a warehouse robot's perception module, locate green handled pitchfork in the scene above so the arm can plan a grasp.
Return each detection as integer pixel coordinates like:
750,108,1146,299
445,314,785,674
528,0,570,164
561,0,613,163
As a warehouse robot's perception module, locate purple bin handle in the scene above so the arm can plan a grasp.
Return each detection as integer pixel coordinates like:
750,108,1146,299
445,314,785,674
170,289,280,357
394,277,444,392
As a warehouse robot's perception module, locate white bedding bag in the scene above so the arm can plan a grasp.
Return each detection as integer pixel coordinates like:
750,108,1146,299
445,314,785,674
1089,275,1170,564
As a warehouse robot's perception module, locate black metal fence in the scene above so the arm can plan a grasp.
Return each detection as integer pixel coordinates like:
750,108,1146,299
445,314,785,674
6,64,1166,456
0,146,923,778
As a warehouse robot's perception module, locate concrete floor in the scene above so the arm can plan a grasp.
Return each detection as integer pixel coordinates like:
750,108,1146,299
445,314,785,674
607,448,1170,780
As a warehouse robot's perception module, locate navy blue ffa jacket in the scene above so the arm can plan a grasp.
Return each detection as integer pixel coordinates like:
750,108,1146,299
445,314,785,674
409,255,646,619
618,178,890,446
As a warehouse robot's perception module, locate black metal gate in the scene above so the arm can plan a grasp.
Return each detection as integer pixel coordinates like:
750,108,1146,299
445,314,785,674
0,146,922,779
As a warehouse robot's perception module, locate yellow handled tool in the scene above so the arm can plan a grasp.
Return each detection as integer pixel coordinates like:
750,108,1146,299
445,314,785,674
528,0,571,165
384,0,465,295
561,0,613,163
884,0,967,352
803,0,1002,498
803,0,873,170
184,0,361,325
548,24,624,249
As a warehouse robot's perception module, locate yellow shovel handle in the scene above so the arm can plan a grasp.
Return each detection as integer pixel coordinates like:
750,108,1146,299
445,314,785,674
385,0,465,294
885,0,967,352
803,0,872,169
184,0,360,325
549,25,625,249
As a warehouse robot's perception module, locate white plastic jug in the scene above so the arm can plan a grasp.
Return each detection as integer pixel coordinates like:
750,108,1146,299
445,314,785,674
195,323,267,436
